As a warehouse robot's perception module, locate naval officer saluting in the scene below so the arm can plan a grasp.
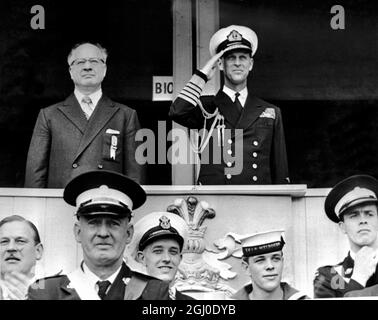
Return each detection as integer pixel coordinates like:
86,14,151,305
28,170,169,300
169,25,289,185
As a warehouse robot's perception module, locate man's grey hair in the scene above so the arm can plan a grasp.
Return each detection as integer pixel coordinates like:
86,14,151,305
67,42,108,65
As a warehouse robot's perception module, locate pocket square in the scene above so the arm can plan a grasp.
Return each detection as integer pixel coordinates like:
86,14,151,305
106,128,120,134
259,108,276,119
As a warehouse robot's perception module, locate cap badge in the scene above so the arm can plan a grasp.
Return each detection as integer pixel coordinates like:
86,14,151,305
227,30,242,42
159,215,171,229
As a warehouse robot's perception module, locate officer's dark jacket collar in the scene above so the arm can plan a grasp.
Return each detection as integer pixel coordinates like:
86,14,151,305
59,262,169,300
214,90,273,128
57,262,132,300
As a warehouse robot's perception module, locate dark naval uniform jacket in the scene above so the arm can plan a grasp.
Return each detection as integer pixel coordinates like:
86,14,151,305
169,84,289,185
27,263,169,300
25,94,145,188
314,252,378,298
231,282,308,300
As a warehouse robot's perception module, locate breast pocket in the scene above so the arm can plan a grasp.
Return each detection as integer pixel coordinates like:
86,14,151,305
102,130,122,163
255,117,274,128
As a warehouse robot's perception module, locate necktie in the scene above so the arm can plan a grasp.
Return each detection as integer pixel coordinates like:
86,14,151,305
81,96,93,119
97,280,111,300
234,92,243,115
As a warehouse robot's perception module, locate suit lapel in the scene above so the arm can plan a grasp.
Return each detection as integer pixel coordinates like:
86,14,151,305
73,95,119,162
216,91,265,130
236,95,265,130
58,94,88,134
105,262,132,300
215,91,240,128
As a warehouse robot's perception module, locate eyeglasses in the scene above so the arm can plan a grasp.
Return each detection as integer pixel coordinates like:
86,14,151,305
70,58,105,67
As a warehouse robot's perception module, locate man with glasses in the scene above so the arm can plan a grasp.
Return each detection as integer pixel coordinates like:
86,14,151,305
0,215,44,300
25,42,145,188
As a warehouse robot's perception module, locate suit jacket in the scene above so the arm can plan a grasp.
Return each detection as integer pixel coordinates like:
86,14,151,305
231,282,308,300
25,94,145,188
28,263,169,300
169,90,289,185
314,252,378,298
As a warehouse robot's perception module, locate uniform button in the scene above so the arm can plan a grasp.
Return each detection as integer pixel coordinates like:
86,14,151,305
98,164,103,169
226,174,232,179
227,149,232,155
253,176,258,181
227,162,232,167
72,163,78,168
253,141,258,146
253,152,257,158
252,163,257,169
228,139,232,144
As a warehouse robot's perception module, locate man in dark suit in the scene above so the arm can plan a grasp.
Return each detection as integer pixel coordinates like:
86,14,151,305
25,42,144,188
126,211,194,300
28,170,169,300
314,175,378,298
169,25,289,185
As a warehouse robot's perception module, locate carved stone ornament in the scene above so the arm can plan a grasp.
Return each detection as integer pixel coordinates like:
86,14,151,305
167,196,237,298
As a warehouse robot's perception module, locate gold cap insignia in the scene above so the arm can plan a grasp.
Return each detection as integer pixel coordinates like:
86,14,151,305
227,30,242,42
159,215,171,229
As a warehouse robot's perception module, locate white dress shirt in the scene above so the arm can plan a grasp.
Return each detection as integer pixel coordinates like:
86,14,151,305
223,86,248,107
74,88,103,117
82,263,122,296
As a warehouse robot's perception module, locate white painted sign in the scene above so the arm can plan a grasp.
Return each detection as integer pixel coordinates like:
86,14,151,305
153,76,173,101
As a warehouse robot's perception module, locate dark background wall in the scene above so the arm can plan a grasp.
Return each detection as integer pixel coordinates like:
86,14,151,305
220,0,378,187
0,0,377,187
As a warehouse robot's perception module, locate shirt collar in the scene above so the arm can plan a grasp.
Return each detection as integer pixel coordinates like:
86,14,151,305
222,86,248,107
74,88,102,108
82,262,122,292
